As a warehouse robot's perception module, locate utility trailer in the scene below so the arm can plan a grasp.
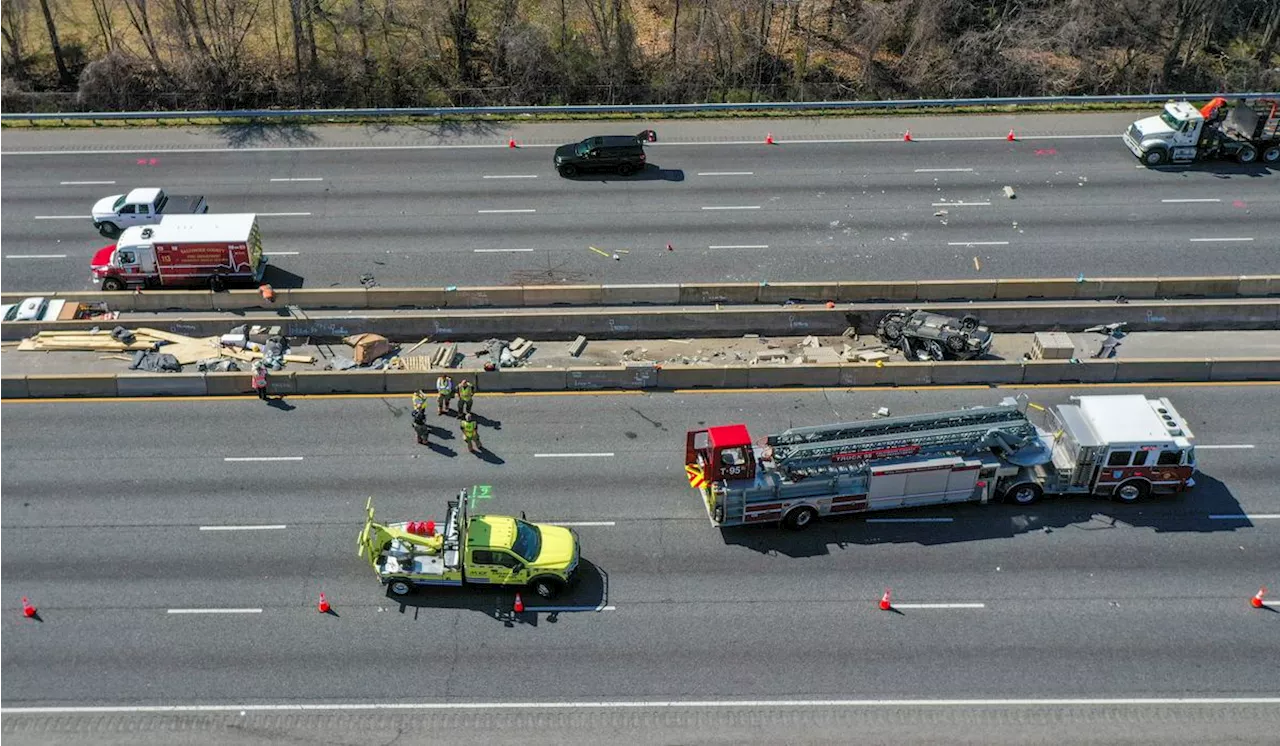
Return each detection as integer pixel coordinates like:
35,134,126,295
685,395,1197,529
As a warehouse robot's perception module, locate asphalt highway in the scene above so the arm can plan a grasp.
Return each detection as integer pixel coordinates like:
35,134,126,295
2,113,1278,292
2,383,1278,743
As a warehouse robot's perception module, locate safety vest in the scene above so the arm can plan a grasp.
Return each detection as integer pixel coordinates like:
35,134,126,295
461,420,478,439
412,391,428,410
458,383,474,402
252,369,267,388
436,378,454,396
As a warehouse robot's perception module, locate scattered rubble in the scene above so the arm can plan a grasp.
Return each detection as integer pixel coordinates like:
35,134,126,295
16,326,314,372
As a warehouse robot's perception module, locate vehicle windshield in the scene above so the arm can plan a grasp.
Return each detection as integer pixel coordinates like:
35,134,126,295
575,142,589,157
1159,110,1184,129
112,195,126,209
510,520,541,562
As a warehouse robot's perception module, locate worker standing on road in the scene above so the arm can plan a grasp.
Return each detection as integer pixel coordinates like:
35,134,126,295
411,387,431,445
457,379,475,417
461,413,481,453
252,361,269,401
436,374,455,416
412,387,429,414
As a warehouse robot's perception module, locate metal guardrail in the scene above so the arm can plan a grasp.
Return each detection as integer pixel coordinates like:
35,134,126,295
4,93,1279,123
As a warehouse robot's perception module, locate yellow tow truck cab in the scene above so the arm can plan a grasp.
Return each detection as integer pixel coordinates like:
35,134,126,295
358,489,580,599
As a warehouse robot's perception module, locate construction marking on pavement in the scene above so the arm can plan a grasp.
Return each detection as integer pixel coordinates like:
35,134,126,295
865,518,955,524
915,168,974,173
1195,444,1255,449
199,525,289,531
697,171,755,176
1189,237,1253,242
1161,198,1220,203
709,244,769,249
269,177,324,182
60,180,116,185
931,201,991,207
534,452,615,458
33,214,88,220
546,521,617,527
1208,514,1280,520
224,456,305,462
262,251,300,257
256,212,313,217
478,209,537,214
474,248,535,253
947,241,1009,246
5,254,68,259
482,174,539,179
166,608,263,615
701,205,761,210
891,603,986,609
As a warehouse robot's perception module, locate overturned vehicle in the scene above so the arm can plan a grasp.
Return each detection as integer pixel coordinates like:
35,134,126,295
876,310,994,361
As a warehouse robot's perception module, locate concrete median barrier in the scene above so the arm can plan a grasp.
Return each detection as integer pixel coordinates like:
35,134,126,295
836,282,919,302
211,290,273,311
444,286,523,308
116,373,209,396
280,288,369,309
839,362,933,387
679,283,761,305
475,368,567,391
994,279,1080,300
204,372,252,396
657,365,747,389
1159,276,1241,298
567,365,657,390
747,364,842,388
2,376,30,399
368,288,448,309
385,370,457,394
25,374,119,397
927,361,1026,385
1113,358,1213,383
1236,276,1276,296
916,280,998,301
523,285,603,306
757,282,840,304
1019,360,1118,384
294,370,386,394
131,291,215,312
601,284,681,305
1208,358,1280,381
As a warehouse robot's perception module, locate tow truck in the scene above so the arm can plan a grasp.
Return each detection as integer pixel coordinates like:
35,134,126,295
357,487,581,598
1122,97,1280,165
685,395,1197,529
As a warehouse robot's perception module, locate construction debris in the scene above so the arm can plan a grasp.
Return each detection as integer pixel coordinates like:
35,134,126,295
432,342,459,369
17,326,314,370
567,335,588,358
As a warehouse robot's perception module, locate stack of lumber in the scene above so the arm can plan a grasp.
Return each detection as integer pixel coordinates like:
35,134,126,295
18,327,315,366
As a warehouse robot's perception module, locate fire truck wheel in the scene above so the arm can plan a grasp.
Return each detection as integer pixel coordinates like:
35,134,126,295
1005,483,1043,506
1113,479,1150,504
783,506,817,530
388,580,413,597
101,277,125,292
531,577,564,599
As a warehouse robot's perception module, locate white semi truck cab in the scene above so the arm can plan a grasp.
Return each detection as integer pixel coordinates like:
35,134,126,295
1123,98,1280,166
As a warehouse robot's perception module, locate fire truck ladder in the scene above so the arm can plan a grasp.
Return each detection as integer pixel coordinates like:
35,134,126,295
767,401,1043,479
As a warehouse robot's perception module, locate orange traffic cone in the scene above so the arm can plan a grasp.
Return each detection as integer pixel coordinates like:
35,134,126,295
1006,128,1016,141
508,137,517,148
765,132,775,145
879,589,892,611
258,284,275,302
513,592,525,613
1252,587,1267,608
666,242,674,252
318,593,331,613
903,130,912,142
21,597,36,618
825,301,835,309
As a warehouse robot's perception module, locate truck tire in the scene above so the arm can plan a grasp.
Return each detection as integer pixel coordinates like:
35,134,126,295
617,163,635,176
927,340,946,361
559,164,578,178
1142,148,1168,166
1236,145,1257,164
1004,483,1043,506
98,222,120,238
1262,145,1280,164
878,312,907,343
1113,479,1150,504
783,505,817,530
101,277,126,292
530,577,564,599
388,579,412,597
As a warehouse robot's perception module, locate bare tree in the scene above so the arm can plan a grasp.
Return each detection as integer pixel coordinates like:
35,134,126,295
1,0,32,82
37,0,75,85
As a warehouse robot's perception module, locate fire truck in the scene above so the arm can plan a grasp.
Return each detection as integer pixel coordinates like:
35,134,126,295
685,395,1197,529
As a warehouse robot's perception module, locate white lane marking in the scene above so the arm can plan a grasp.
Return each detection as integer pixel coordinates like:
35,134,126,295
60,180,116,185
5,254,68,259
262,251,299,257
199,525,289,531
545,521,617,527
534,452,615,458
891,603,986,609
1161,198,1220,203
931,201,991,207
224,456,304,462
167,608,263,614
1195,444,1255,449
474,248,534,253
709,244,769,249
697,172,754,176
478,209,536,214
524,605,616,612
865,518,954,524
33,214,88,219
482,174,538,179
946,241,1009,246
270,177,324,182
915,168,973,173
701,205,760,210
11,695,1277,715
1209,514,1280,520
257,212,312,217
1189,237,1253,242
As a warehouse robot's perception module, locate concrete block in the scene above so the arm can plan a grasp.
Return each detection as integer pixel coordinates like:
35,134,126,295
477,368,567,391
994,279,1080,300
756,282,841,304
1091,278,1160,299
567,335,588,357
265,371,297,396
2,376,30,399
1113,358,1213,383
132,291,214,312
601,284,681,305
294,371,386,394
928,361,1026,385
747,364,842,388
25,374,119,398
1032,332,1075,360
116,373,209,397
678,283,761,305
1020,360,1117,384
204,372,252,396
837,281,918,302
1236,276,1277,296
915,280,998,301
1208,358,1280,381
282,288,370,309
522,285,603,306
1158,276,1240,298
367,287,448,309
567,365,655,390
443,286,523,308
839,362,933,387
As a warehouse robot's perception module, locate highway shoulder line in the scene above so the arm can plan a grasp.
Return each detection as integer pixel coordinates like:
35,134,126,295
199,524,288,531
891,603,986,609
166,608,263,614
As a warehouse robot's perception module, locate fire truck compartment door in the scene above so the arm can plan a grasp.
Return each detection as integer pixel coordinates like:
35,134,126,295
869,458,980,509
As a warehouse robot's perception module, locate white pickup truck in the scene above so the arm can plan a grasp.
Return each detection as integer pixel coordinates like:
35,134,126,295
91,188,208,238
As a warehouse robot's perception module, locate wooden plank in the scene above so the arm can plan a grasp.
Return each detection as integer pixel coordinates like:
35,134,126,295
132,327,204,345
400,337,431,358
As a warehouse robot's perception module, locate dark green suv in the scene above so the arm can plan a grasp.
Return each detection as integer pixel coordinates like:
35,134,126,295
554,135,647,177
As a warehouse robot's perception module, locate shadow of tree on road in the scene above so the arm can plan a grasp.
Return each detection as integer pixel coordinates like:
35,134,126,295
215,122,321,148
